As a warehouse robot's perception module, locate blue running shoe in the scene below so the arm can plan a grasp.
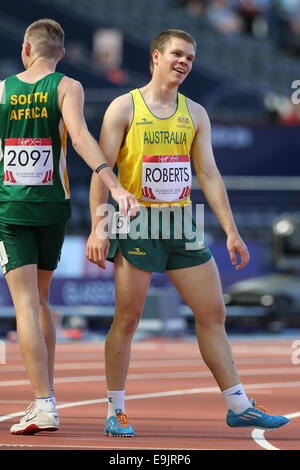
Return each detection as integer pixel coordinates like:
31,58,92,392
105,409,135,437
226,399,290,429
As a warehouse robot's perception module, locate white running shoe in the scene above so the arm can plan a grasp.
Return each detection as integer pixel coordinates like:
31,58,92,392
10,402,59,435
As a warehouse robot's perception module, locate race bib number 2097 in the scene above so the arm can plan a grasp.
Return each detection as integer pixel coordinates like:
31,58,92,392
3,138,54,185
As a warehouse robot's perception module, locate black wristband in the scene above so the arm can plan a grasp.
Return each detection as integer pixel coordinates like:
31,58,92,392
95,163,109,174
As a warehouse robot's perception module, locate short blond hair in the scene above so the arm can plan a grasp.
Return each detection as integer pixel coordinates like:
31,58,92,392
25,19,64,61
150,29,196,75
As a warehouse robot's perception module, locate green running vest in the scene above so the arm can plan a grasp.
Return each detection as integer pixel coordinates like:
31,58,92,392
0,72,71,225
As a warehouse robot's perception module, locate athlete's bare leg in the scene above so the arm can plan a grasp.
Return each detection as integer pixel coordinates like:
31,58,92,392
167,257,240,391
105,250,152,390
5,264,51,398
38,269,56,390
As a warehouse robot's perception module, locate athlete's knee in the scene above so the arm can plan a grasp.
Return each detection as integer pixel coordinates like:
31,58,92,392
13,295,40,317
194,302,226,329
213,304,226,325
39,294,51,311
112,308,142,336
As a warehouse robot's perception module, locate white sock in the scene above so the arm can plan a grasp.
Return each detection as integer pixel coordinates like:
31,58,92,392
35,396,56,412
222,384,251,414
107,390,125,418
50,389,56,407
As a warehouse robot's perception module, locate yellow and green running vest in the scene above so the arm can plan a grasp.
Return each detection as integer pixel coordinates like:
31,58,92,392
0,72,71,225
117,89,195,207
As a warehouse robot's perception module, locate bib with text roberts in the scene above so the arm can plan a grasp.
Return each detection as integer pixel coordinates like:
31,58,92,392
142,154,191,202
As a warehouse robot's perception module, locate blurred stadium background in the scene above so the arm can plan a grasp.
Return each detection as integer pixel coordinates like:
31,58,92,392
1,0,300,339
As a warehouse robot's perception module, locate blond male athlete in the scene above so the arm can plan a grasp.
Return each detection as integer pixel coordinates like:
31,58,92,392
0,19,138,435
86,29,289,436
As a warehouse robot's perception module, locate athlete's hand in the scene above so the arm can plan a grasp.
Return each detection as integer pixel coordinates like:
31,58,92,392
227,232,250,271
110,187,140,217
86,230,110,269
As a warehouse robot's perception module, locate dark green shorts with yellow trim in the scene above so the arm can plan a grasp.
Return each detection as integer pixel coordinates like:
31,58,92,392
107,206,212,273
0,220,68,275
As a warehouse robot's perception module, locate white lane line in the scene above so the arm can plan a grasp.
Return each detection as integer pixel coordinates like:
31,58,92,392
1,360,297,372
0,381,298,423
0,400,28,404
4,342,295,360
252,411,300,450
1,382,296,450
0,367,299,387
0,388,219,430
252,429,280,451
0,443,208,450
1,358,205,372
0,389,218,424
231,346,293,356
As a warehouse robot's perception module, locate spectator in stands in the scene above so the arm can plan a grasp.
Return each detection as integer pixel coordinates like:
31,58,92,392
287,3,300,53
185,0,207,16
266,0,300,52
206,0,244,35
176,0,300,55
92,28,128,85
236,0,271,39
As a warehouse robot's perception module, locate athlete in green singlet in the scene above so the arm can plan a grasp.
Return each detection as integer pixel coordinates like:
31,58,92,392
0,18,138,435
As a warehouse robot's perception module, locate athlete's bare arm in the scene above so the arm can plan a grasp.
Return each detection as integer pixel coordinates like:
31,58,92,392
188,99,249,270
86,93,133,267
58,78,138,215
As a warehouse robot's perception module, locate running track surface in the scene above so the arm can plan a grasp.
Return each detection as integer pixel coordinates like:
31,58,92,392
0,335,299,451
